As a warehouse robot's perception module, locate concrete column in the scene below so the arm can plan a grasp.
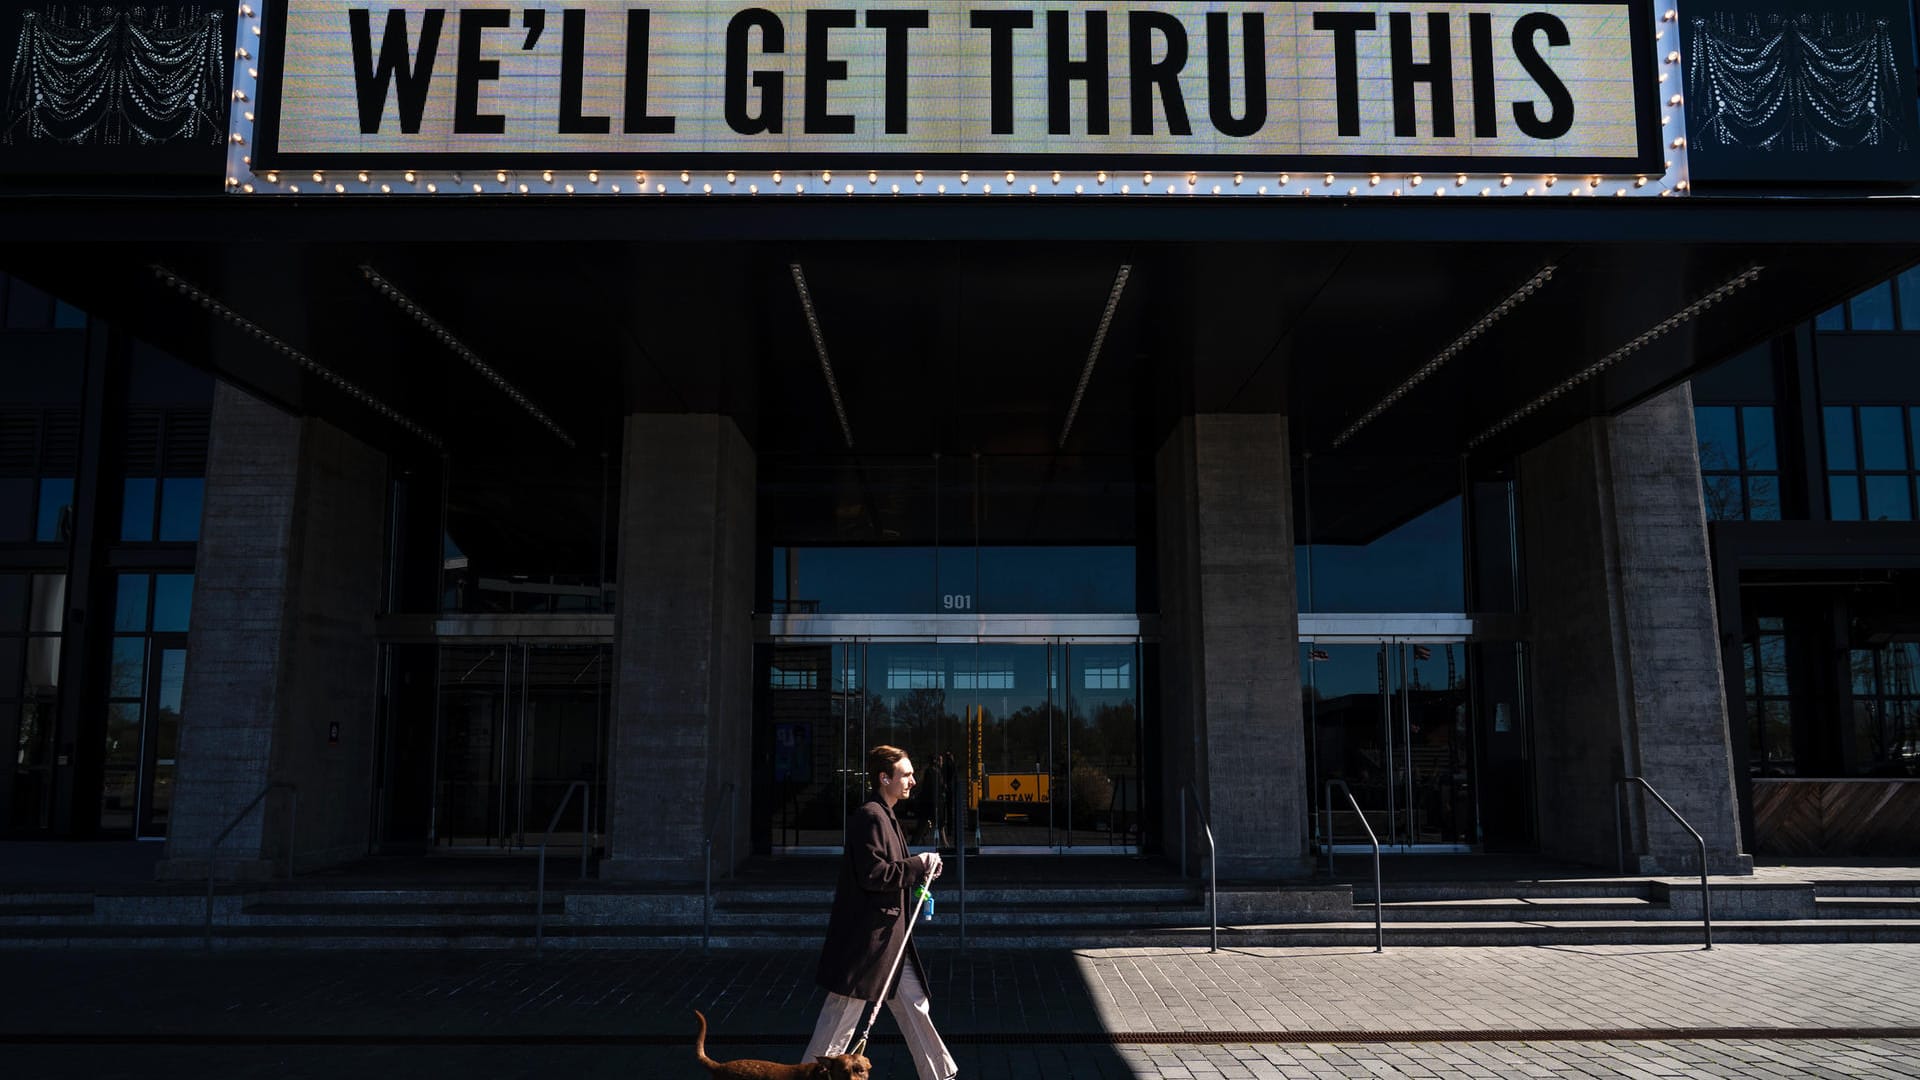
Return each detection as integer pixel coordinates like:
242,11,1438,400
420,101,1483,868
1519,384,1749,874
603,414,755,881
159,383,387,879
1156,414,1308,879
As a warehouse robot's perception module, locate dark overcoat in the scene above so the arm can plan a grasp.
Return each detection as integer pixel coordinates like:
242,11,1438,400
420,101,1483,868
814,795,929,1001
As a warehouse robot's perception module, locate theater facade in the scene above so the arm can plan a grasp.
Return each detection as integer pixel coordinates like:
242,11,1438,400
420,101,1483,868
2,0,1919,880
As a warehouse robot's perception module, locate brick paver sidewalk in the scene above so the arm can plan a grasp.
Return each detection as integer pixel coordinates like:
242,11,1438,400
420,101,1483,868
5,944,1920,1078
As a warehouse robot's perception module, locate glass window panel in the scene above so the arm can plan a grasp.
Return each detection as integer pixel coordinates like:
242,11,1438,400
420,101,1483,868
1829,476,1863,520
1823,407,1857,470
156,648,185,717
1694,406,1738,471
18,701,51,767
1702,476,1742,521
788,547,936,614
1902,268,1920,329
52,300,85,329
1861,407,1909,470
1851,699,1880,769
0,574,25,633
1742,643,1758,697
1816,304,1846,331
5,278,50,328
109,637,146,699
1850,280,1897,329
1887,643,1920,695
28,575,63,634
100,702,141,832
1740,407,1777,470
1747,475,1782,520
1303,497,1465,613
1758,635,1789,695
977,547,1135,614
113,575,149,633
1761,701,1796,775
150,574,192,633
1746,699,1763,774
0,477,30,543
885,656,942,690
24,638,58,695
1866,475,1913,521
148,761,174,831
1851,649,1879,695
120,478,155,542
158,478,203,541
34,478,72,543
0,637,19,698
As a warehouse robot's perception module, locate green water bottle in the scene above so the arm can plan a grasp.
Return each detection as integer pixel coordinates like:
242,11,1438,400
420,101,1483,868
914,882,935,921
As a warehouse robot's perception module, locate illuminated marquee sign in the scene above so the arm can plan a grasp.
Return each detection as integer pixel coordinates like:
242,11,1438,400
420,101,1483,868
232,0,1684,195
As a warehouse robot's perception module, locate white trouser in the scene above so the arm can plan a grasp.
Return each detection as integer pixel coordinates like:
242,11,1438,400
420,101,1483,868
802,959,956,1080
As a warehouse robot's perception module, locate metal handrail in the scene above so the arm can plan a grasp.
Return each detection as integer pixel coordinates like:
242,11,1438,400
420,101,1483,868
702,781,738,952
1178,783,1218,953
203,782,298,953
1615,775,1712,950
1322,779,1382,953
533,779,592,956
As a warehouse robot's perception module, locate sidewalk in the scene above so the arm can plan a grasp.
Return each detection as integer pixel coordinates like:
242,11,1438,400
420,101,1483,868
5,943,1920,1077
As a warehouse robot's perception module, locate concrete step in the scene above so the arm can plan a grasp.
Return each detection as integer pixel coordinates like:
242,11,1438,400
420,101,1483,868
11,918,1920,949
1812,881,1920,898
244,901,548,917
713,885,1203,906
709,904,1210,928
1814,896,1920,919
1349,880,1658,903
1367,897,1662,922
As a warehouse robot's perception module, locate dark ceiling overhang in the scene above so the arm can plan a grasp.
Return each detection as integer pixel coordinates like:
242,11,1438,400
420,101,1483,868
5,194,1917,544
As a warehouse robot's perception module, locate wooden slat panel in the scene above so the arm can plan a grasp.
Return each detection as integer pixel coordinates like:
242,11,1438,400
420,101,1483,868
1754,780,1920,856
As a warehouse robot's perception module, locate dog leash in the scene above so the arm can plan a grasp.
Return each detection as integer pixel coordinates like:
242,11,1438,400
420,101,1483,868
849,868,936,1057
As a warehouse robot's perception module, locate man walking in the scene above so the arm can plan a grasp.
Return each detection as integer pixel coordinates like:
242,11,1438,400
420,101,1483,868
803,745,958,1080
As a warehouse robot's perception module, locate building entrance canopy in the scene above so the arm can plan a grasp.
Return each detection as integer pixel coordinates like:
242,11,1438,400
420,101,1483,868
5,198,1917,527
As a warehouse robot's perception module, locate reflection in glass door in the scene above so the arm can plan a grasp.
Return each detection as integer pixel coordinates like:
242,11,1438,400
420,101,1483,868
1306,640,1474,850
762,639,1140,853
434,643,608,849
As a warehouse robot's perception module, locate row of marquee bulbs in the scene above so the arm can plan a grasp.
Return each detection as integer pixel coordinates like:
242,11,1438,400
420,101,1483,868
232,169,1688,197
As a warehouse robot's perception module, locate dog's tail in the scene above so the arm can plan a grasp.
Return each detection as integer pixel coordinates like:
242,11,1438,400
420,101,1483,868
693,1009,721,1070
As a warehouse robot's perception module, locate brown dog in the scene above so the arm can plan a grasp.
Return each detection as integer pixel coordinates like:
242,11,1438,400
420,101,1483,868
693,1009,872,1080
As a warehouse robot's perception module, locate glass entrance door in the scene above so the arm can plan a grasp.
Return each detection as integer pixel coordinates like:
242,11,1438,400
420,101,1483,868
761,638,1141,853
434,642,608,850
1307,640,1474,850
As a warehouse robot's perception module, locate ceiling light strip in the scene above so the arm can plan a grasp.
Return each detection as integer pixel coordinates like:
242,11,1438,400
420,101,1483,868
789,263,854,450
149,265,444,450
1058,264,1133,451
359,265,576,450
1331,263,1557,449
1468,264,1765,449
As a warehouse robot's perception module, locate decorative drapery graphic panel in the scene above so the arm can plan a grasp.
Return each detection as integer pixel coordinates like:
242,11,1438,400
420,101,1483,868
1682,0,1920,182
3,4,228,147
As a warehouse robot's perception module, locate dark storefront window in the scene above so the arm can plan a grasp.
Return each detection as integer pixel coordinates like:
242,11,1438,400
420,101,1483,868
101,572,192,835
1,574,64,831
1822,405,1920,521
437,449,617,615
120,409,209,543
1847,643,1920,777
1745,617,1796,776
1,411,81,545
1695,405,1781,521
1298,497,1466,613
761,455,1146,616
1817,268,1920,332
